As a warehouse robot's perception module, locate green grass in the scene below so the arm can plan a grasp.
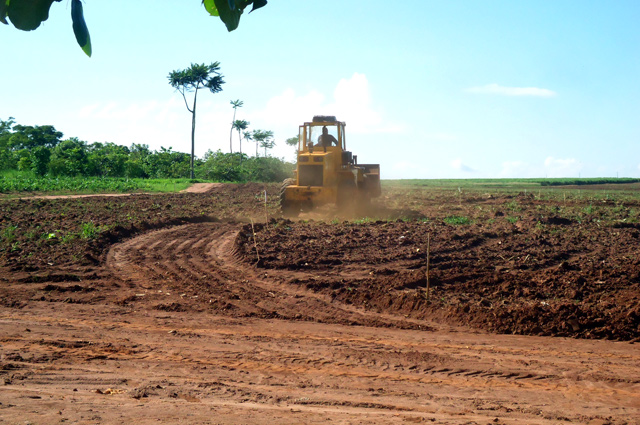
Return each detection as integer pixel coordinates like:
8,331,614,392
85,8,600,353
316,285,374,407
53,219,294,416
353,217,374,225
80,222,101,239
381,178,640,202
0,171,194,195
506,200,524,213
443,215,471,225
383,177,640,189
136,179,193,193
1,224,18,243
539,177,640,186
384,178,543,189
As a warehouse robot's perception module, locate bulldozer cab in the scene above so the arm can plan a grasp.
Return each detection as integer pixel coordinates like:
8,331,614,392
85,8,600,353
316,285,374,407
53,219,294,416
298,116,345,153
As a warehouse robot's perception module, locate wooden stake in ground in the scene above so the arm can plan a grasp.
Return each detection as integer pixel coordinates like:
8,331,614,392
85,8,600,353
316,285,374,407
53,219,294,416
264,190,269,224
250,218,260,263
426,233,431,301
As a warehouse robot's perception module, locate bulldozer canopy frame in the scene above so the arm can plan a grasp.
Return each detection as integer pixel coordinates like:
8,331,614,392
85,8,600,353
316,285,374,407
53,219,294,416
298,120,346,152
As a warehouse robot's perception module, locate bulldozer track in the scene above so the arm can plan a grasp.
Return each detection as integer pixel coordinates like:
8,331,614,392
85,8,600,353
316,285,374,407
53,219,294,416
2,301,639,424
106,222,429,328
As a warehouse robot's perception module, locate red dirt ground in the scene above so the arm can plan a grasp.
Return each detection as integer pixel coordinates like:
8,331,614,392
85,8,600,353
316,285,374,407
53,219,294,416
0,183,639,424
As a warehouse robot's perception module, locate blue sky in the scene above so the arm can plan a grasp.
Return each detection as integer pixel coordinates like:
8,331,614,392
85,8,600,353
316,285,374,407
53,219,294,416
2,1,639,179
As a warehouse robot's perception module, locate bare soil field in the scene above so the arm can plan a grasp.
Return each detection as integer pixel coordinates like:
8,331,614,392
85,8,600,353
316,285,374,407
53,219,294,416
1,183,639,424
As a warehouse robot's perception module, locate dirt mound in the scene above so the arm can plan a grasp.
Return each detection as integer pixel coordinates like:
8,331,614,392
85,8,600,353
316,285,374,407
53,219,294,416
180,182,224,193
234,214,640,340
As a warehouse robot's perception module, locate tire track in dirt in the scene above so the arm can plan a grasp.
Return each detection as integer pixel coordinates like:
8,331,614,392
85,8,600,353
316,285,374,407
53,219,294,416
106,222,430,329
2,305,639,424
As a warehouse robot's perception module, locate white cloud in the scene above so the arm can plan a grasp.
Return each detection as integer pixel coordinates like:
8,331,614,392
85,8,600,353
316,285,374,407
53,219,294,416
79,99,181,123
255,73,402,137
425,132,457,142
498,157,582,178
330,73,382,133
392,161,419,171
254,88,326,132
499,160,540,178
78,103,101,118
466,83,556,97
72,98,220,154
544,156,581,177
451,158,477,173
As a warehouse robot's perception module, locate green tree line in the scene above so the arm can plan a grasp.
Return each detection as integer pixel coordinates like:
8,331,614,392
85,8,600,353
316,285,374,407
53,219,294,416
0,117,293,183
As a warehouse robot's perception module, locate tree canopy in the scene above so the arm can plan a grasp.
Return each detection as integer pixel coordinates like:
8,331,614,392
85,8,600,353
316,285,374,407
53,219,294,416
1,0,267,56
252,129,274,157
233,119,250,156
285,136,299,147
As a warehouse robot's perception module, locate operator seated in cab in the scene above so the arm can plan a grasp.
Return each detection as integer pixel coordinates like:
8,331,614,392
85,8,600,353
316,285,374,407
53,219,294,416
316,126,338,148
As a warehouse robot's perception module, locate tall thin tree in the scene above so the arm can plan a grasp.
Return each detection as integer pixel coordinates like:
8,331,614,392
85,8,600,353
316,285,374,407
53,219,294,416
168,62,224,179
233,120,249,156
243,130,254,157
229,99,243,153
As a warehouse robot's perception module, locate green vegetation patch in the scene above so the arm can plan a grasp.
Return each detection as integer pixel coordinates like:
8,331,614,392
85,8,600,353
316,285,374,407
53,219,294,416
443,215,471,225
0,174,143,194
384,177,640,190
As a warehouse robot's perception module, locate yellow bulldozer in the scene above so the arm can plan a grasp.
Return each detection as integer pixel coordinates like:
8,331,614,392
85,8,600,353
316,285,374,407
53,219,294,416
280,115,381,216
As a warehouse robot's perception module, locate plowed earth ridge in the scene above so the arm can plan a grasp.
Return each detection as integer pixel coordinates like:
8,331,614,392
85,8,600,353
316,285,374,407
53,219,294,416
106,222,430,329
